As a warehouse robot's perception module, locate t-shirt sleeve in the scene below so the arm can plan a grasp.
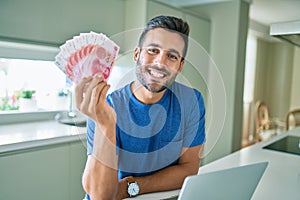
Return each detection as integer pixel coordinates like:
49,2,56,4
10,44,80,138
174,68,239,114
183,90,206,147
86,118,95,155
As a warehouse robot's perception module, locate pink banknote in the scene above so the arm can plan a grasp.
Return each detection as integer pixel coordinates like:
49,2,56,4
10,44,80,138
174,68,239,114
55,32,119,84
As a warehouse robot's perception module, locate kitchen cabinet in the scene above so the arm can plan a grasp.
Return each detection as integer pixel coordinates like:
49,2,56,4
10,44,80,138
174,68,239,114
0,141,86,200
0,0,126,44
69,141,87,200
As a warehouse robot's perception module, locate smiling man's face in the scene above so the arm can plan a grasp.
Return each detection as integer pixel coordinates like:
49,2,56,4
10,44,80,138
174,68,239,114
134,28,185,93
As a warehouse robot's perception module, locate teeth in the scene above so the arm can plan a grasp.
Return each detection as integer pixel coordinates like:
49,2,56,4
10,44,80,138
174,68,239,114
150,70,164,78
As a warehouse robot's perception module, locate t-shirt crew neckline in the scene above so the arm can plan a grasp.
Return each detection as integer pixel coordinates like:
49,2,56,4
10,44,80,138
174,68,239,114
126,82,170,107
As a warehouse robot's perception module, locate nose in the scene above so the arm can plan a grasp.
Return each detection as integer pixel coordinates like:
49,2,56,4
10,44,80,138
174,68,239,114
153,51,168,66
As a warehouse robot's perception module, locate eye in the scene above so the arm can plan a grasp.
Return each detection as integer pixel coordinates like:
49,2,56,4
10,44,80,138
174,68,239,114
167,53,179,61
146,47,159,55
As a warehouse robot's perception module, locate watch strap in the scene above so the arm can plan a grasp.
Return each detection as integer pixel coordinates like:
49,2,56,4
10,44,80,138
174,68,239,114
126,176,140,197
126,176,135,184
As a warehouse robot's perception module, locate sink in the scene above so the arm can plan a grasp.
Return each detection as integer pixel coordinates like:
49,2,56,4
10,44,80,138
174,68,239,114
55,110,87,127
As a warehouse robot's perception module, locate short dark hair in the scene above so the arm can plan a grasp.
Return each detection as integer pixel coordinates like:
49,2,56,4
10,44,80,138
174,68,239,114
138,15,190,59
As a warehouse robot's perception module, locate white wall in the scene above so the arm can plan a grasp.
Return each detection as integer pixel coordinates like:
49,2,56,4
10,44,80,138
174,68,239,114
266,42,294,118
254,39,295,119
125,0,147,30
187,1,250,163
290,47,300,110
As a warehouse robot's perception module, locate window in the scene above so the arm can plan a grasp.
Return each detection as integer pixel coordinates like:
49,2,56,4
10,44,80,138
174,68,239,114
0,58,69,112
0,40,134,123
0,40,71,113
243,33,257,103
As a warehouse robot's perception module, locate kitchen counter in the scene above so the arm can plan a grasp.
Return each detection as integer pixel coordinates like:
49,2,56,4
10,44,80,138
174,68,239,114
0,120,86,154
198,127,300,200
0,119,87,200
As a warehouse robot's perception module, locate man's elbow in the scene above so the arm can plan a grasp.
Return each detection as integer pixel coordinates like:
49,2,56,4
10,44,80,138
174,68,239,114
82,173,91,195
182,161,200,177
82,172,116,200
183,166,198,178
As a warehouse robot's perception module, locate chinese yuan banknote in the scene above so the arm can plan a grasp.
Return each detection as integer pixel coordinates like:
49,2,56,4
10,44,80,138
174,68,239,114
55,32,119,83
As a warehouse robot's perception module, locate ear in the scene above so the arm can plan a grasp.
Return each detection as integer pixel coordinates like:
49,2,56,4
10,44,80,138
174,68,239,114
133,47,140,62
177,59,185,73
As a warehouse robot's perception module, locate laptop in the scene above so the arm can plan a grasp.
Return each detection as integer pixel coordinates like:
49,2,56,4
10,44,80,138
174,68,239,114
161,162,268,200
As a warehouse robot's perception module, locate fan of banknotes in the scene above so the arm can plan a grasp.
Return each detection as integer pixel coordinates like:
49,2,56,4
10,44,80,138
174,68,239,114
54,32,119,83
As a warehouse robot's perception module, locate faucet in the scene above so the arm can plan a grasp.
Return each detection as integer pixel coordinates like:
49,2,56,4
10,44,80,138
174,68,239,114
54,86,87,127
66,88,76,118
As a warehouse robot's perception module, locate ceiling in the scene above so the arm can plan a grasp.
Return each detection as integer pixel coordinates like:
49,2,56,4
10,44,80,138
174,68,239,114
249,0,300,26
250,0,300,47
155,0,300,27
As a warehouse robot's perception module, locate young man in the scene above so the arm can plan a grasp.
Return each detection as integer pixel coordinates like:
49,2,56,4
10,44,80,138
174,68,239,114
75,15,206,200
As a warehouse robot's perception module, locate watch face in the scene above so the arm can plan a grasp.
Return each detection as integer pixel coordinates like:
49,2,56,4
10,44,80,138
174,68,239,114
128,182,140,196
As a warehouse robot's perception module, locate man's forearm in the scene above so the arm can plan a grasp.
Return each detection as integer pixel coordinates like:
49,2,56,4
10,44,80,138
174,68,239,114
117,159,200,199
82,127,119,200
116,145,203,199
136,161,199,194
82,156,118,200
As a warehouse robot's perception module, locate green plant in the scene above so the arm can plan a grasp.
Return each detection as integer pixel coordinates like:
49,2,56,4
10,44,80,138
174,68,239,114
57,89,68,97
0,97,19,111
22,90,36,99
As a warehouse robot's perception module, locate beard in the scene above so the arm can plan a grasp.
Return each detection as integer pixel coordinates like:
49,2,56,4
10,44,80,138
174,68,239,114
135,58,178,93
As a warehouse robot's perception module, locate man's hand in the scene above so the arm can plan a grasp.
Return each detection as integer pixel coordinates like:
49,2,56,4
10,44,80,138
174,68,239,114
75,75,116,133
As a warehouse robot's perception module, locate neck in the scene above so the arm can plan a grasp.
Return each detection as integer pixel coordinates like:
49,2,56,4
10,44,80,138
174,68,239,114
130,81,166,104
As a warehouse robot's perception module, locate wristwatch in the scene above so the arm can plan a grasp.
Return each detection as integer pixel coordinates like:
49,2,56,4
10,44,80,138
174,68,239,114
126,176,140,197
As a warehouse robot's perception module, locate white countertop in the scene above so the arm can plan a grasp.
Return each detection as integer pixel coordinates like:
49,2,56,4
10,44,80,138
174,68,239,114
0,120,86,154
198,128,300,200
127,128,300,200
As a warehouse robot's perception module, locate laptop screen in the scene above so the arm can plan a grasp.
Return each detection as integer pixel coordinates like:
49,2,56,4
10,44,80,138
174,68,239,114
177,162,268,200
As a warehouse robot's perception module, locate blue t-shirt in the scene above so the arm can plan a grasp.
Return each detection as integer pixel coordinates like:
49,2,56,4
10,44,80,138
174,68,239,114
86,81,205,179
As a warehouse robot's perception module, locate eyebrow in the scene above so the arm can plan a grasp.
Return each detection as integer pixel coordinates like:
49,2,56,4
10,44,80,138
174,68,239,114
146,43,181,57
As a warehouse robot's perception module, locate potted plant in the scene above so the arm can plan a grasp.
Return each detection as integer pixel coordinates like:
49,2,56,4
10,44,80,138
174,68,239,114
21,90,36,99
19,89,38,112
